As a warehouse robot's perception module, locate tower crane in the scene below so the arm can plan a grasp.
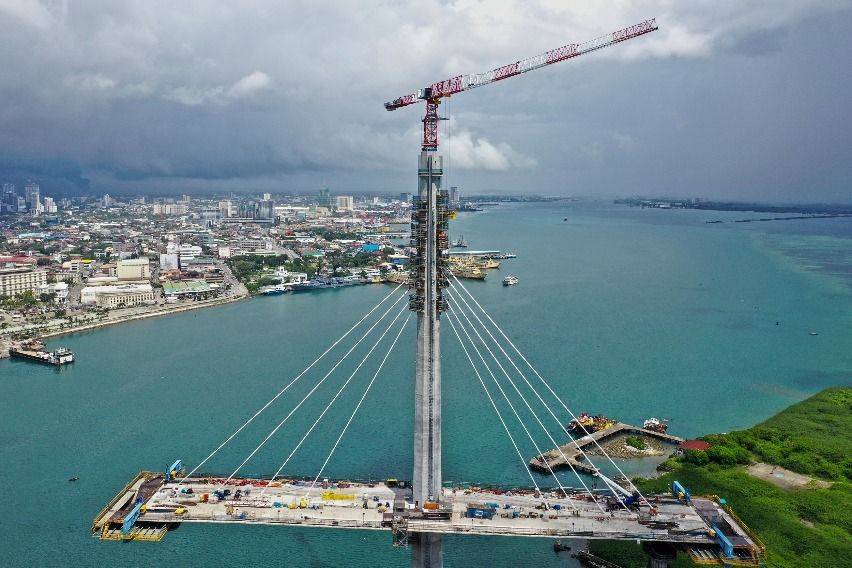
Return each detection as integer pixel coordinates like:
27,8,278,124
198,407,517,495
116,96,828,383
385,18,658,151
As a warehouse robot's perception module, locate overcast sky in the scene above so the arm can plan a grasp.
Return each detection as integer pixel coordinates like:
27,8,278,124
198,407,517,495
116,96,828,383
1,1,851,201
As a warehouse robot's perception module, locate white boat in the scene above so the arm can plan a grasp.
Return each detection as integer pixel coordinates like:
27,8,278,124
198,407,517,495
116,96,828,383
502,275,519,286
452,236,468,248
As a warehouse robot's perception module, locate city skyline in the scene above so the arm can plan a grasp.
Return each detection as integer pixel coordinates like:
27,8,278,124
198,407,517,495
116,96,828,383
1,2,850,201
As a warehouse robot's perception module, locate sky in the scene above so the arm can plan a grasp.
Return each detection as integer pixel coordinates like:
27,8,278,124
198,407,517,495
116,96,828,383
0,0,851,202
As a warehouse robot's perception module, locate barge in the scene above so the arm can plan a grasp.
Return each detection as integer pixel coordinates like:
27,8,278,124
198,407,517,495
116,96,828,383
9,340,74,366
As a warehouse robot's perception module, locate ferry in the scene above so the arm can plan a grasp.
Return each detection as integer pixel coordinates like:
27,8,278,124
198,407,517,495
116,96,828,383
502,275,519,286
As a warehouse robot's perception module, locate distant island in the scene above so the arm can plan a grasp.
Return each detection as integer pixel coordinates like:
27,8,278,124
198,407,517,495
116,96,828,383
589,387,851,567
614,197,852,216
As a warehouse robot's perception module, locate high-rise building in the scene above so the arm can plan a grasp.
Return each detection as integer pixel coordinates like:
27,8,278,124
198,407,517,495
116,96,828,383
24,182,40,213
317,187,334,208
218,200,233,218
336,195,354,211
262,193,271,201
181,194,191,203
449,186,461,208
102,193,113,207
399,192,413,203
43,196,57,214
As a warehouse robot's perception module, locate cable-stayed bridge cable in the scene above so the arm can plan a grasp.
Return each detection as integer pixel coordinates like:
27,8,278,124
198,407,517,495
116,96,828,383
179,283,405,483
445,313,540,493
449,273,648,504
447,288,626,510
447,309,575,508
218,292,408,487
448,293,604,513
306,314,411,498
261,307,408,496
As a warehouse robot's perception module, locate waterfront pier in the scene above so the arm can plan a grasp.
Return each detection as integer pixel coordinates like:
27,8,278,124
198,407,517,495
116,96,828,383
531,423,684,475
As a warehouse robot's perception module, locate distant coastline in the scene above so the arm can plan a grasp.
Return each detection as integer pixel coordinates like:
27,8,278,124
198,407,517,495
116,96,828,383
614,197,852,216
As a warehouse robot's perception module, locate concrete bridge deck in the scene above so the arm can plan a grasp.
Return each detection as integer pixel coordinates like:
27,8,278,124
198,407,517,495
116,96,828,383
93,473,760,565
530,423,684,474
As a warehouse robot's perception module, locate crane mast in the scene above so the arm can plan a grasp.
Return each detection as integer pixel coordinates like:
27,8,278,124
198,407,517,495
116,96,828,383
388,19,659,568
386,18,658,150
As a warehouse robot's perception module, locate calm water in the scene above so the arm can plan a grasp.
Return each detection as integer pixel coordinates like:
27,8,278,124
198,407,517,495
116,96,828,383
1,201,850,567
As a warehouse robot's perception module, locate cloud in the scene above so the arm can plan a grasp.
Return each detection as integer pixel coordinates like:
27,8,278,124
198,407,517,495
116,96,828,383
0,1,849,200
228,71,271,98
446,128,536,171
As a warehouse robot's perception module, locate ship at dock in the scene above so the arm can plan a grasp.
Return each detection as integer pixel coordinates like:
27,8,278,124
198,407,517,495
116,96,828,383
9,339,74,366
567,412,616,434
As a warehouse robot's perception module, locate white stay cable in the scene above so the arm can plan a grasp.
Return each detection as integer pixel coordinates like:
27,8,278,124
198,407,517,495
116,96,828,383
448,294,604,513
306,314,411,499
445,313,540,493
448,288,625,511
448,309,575,508
450,273,647,503
179,283,404,483
260,307,408,497
218,292,407,488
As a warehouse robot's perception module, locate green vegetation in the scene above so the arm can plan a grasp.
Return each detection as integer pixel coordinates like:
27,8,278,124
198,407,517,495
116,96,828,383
591,387,852,568
624,436,648,451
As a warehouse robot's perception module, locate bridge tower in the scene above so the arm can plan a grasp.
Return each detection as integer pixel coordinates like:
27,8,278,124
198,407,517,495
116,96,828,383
409,103,449,567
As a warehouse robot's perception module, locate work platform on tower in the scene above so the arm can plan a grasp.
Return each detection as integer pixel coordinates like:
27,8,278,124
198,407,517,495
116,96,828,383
94,472,763,565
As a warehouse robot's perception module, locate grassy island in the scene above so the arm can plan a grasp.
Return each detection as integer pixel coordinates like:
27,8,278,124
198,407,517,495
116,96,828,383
589,387,852,568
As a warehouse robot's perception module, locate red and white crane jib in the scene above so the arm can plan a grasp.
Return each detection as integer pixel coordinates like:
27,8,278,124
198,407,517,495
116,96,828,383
384,18,657,111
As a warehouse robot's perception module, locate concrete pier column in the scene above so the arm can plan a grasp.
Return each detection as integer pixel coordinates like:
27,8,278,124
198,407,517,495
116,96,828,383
643,542,677,568
411,150,445,568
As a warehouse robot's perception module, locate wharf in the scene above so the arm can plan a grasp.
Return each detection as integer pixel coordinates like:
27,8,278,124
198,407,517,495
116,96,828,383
92,473,761,564
8,340,74,366
530,423,684,474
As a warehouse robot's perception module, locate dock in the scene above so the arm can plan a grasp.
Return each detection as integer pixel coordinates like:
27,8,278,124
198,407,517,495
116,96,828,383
530,422,684,474
92,472,762,565
8,340,74,366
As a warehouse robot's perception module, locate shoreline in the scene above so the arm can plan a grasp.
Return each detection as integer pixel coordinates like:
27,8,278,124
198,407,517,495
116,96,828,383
28,292,250,341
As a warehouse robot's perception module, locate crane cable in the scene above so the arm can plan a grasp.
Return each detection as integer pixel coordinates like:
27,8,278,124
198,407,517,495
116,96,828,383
450,273,649,505
218,291,408,488
260,307,408,497
306,314,411,498
446,309,576,509
445,312,540,493
178,283,404,483
448,293,604,513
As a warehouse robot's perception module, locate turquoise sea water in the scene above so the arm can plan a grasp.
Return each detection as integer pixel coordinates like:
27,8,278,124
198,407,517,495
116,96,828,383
1,201,850,567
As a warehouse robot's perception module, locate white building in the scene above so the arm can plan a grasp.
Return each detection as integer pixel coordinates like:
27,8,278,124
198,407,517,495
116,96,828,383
336,195,354,211
159,253,179,271
116,258,151,281
81,283,154,307
36,281,69,304
177,244,202,268
0,266,48,298
274,268,308,284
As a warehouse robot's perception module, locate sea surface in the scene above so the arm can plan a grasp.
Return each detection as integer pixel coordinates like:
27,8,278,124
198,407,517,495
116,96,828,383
1,201,850,567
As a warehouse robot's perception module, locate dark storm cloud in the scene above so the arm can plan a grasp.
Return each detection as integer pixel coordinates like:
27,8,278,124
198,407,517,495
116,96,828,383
0,1,850,200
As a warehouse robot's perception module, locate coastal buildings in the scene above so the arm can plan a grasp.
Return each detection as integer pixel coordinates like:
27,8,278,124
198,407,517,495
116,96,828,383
116,258,151,281
81,283,155,307
0,266,48,297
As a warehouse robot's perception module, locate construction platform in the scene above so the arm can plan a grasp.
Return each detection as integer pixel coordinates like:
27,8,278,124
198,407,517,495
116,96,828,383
93,471,762,565
531,422,684,474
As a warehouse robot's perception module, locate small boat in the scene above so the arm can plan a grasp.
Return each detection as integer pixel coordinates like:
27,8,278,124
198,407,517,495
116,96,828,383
68,476,79,482
553,540,571,552
502,275,519,286
809,331,819,336
642,417,669,434
452,236,468,248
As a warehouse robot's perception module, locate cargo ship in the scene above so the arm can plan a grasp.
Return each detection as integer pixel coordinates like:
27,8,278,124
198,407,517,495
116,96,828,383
10,340,74,366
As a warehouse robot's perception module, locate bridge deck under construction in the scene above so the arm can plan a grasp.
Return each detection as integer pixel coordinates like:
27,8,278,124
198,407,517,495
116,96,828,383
93,472,762,565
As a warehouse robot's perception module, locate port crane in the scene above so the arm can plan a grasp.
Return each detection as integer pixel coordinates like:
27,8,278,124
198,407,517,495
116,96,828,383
385,18,659,151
